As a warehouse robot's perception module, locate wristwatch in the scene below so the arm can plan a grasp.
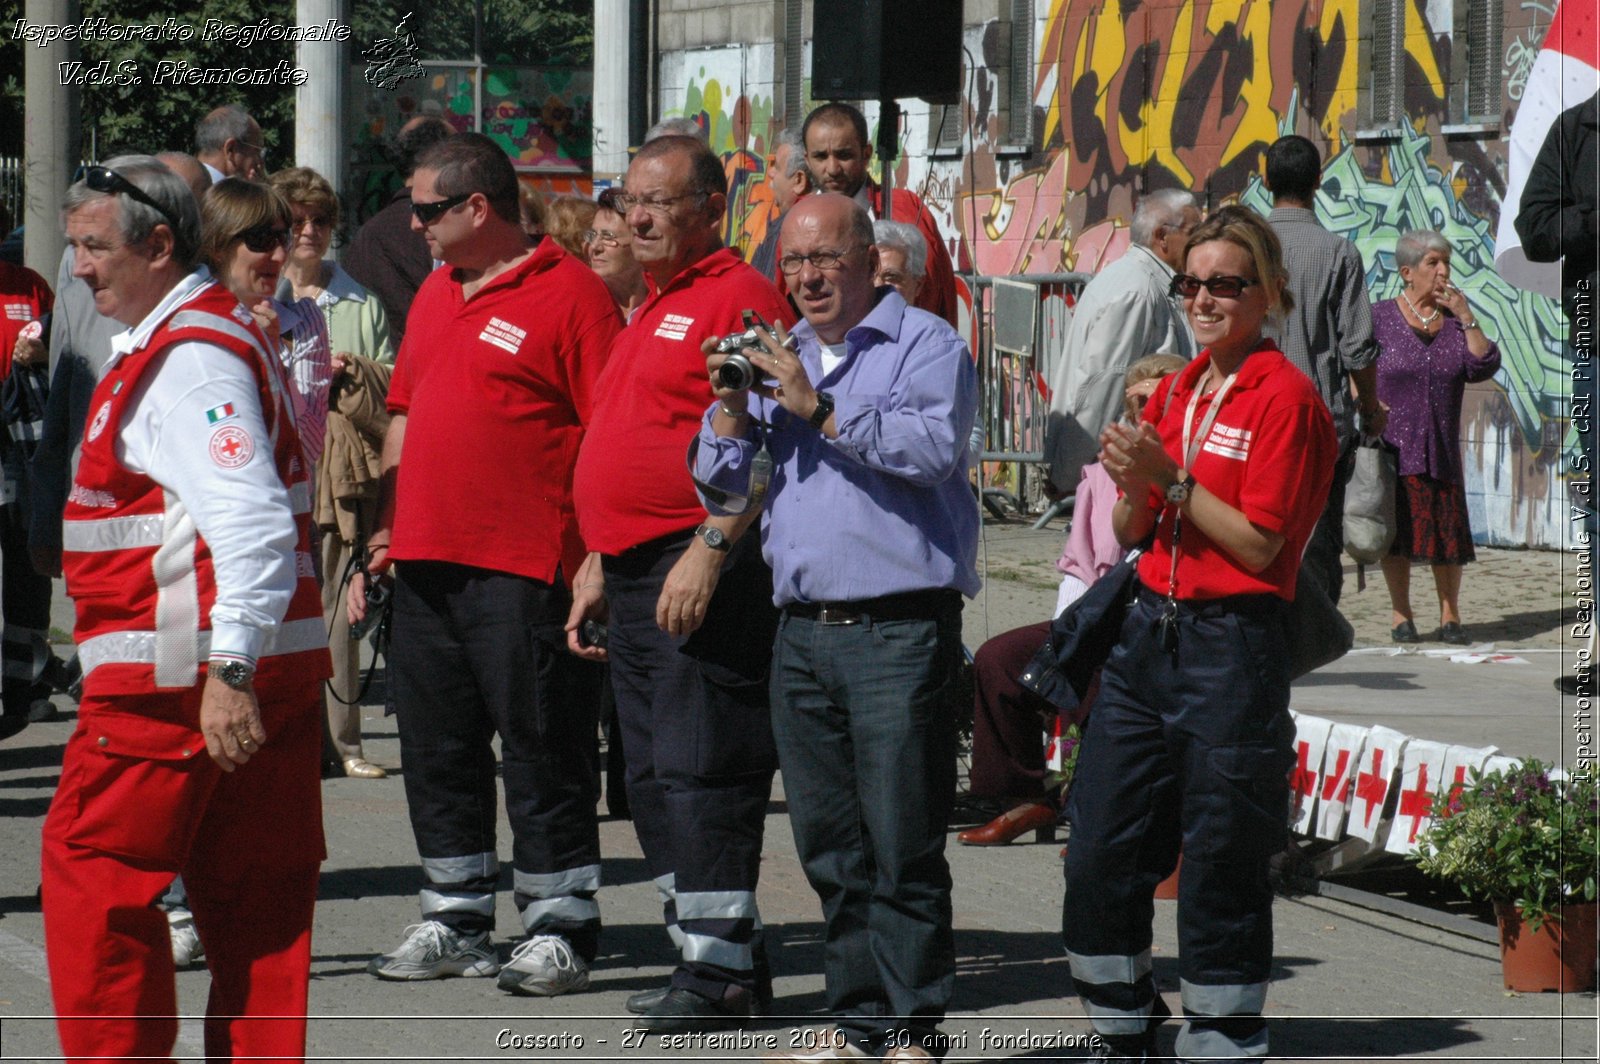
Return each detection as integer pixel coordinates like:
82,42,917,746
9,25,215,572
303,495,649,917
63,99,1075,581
209,658,256,690
808,391,835,430
694,523,731,553
1165,469,1195,506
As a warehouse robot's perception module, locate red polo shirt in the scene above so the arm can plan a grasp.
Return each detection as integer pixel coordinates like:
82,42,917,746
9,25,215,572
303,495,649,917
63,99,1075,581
1135,343,1336,601
387,240,622,582
574,248,790,555
0,262,53,383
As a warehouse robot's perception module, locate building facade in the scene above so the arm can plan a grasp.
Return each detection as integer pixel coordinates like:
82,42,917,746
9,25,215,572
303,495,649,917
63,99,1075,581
638,0,1574,550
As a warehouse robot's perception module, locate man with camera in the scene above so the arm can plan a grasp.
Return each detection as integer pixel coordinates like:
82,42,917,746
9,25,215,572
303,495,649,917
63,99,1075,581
569,134,791,1035
696,192,980,1062
352,133,622,994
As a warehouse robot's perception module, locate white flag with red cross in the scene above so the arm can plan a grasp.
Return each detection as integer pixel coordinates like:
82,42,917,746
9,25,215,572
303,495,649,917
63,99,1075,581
1347,726,1407,843
1288,715,1334,836
1438,744,1499,813
1385,739,1452,855
1313,722,1370,841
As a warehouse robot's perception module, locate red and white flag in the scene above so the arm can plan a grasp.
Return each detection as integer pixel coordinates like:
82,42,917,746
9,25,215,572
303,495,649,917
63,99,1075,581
1494,0,1600,297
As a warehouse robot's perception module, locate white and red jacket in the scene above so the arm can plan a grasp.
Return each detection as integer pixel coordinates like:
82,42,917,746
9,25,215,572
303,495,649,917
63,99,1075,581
62,272,330,696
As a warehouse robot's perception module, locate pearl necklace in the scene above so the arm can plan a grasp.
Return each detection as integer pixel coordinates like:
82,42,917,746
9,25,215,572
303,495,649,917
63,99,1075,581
1400,287,1440,328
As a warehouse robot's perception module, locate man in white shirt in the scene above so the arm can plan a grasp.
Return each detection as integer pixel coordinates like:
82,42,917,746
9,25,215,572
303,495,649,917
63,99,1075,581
1044,189,1200,495
40,155,329,1062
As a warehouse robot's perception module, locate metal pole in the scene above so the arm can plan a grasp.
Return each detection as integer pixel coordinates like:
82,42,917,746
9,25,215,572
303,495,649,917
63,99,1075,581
877,98,899,223
593,0,632,179
295,0,349,191
22,0,79,278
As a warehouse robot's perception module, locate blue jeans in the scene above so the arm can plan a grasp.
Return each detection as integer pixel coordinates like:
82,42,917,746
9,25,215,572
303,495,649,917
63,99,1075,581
769,597,962,1055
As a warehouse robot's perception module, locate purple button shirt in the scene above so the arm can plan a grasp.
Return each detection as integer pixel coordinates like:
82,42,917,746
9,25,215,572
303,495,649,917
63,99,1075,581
1373,299,1501,485
695,290,980,607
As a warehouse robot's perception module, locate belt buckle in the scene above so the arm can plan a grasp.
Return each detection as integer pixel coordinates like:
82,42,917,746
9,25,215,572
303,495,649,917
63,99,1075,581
816,603,863,626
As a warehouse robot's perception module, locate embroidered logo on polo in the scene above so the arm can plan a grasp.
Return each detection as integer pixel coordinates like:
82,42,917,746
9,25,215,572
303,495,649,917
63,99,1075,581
208,425,255,468
4,303,33,322
654,313,694,341
86,400,113,442
480,317,526,355
1202,422,1252,461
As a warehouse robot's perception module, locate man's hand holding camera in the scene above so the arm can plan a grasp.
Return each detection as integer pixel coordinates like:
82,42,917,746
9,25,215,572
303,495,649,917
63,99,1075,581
705,323,833,436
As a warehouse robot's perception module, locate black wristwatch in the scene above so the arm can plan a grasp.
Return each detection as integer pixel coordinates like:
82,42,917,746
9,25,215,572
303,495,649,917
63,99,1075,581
1165,469,1195,506
209,658,256,690
693,523,731,553
808,391,835,430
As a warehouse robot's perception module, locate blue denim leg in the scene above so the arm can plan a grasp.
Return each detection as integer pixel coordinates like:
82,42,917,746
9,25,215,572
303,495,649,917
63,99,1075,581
769,603,960,1054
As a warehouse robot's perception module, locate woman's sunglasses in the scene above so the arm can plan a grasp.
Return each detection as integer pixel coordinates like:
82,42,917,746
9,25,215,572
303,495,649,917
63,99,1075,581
237,226,290,253
1169,274,1257,299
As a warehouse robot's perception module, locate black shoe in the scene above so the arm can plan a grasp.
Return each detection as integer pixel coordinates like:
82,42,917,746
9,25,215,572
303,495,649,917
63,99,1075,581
27,698,60,723
1391,619,1420,644
0,713,28,741
1439,622,1470,645
625,985,670,1015
633,987,750,1035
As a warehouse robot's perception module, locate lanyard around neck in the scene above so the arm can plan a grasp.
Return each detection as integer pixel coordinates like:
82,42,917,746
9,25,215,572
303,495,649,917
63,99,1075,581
1180,367,1240,470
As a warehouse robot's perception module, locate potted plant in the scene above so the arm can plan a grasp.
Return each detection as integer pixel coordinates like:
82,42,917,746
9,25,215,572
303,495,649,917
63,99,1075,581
1412,759,1599,992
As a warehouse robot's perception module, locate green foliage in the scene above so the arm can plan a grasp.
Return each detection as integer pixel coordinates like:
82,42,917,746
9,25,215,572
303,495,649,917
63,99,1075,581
0,0,592,159
1412,760,1600,932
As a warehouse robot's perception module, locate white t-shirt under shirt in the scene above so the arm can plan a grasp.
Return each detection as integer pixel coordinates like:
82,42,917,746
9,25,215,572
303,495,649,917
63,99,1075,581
820,341,849,378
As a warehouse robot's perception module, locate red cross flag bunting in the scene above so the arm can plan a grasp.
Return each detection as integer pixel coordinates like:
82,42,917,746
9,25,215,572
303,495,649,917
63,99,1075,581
1346,725,1408,843
1438,744,1498,813
1287,713,1334,836
1313,722,1371,841
1385,739,1452,855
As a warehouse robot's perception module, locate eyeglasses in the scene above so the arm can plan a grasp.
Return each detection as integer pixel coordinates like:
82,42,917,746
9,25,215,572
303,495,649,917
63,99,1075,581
411,191,473,224
583,229,624,247
236,141,268,163
1170,274,1257,299
84,165,183,234
779,246,865,275
608,191,705,216
291,215,331,232
236,226,290,253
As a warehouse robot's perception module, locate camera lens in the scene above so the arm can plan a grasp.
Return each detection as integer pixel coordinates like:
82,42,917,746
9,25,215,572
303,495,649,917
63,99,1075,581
717,353,755,391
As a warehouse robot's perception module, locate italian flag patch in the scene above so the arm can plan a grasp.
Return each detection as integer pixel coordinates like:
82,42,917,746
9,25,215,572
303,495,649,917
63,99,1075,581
205,403,237,424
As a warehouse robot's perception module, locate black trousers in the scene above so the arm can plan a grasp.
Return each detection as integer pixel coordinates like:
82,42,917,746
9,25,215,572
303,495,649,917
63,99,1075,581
2,499,54,716
390,560,602,957
603,531,777,1000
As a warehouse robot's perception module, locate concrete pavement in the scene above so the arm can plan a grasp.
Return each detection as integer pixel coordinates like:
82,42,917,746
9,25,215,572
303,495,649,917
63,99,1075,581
0,522,1595,1062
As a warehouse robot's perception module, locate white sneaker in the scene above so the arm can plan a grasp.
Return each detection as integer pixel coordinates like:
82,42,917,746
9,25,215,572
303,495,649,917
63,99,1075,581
762,1031,872,1061
168,910,204,969
496,934,591,996
367,921,499,980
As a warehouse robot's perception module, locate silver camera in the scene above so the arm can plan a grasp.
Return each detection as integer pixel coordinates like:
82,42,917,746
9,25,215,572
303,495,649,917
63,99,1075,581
713,311,795,391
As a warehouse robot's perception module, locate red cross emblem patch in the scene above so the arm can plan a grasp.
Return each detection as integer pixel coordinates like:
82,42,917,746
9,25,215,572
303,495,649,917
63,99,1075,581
208,425,254,469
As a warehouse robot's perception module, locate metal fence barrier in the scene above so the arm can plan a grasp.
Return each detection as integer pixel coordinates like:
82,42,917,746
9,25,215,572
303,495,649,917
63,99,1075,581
962,271,1090,527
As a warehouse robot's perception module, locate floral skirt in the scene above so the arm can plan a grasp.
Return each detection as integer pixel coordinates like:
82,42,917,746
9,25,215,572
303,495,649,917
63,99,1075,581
1391,473,1476,565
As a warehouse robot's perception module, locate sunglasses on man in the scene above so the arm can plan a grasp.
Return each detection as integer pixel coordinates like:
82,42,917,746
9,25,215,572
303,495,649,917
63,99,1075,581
84,166,183,234
411,191,473,224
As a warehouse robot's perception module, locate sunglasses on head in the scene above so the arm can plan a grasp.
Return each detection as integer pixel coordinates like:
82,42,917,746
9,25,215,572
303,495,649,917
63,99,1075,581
84,165,183,234
1169,274,1257,299
237,226,290,253
411,191,473,224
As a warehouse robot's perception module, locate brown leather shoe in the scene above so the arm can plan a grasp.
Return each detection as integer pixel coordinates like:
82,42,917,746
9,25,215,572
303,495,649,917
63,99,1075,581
957,801,1057,845
343,757,388,779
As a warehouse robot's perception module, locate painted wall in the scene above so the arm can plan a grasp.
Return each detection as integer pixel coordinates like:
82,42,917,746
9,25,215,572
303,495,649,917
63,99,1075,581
660,0,1575,550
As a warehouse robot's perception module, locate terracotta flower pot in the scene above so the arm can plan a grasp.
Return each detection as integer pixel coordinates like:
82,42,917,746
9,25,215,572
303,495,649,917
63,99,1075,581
1494,901,1598,993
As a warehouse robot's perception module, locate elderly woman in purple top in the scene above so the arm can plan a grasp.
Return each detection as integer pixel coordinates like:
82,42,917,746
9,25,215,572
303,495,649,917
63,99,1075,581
1374,230,1501,646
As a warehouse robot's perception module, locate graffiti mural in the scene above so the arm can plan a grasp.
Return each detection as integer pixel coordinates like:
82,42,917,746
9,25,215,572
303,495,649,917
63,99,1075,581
662,0,1571,547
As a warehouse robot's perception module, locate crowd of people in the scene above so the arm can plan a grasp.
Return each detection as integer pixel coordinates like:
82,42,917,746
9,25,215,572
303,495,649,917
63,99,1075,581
0,86,1568,1063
